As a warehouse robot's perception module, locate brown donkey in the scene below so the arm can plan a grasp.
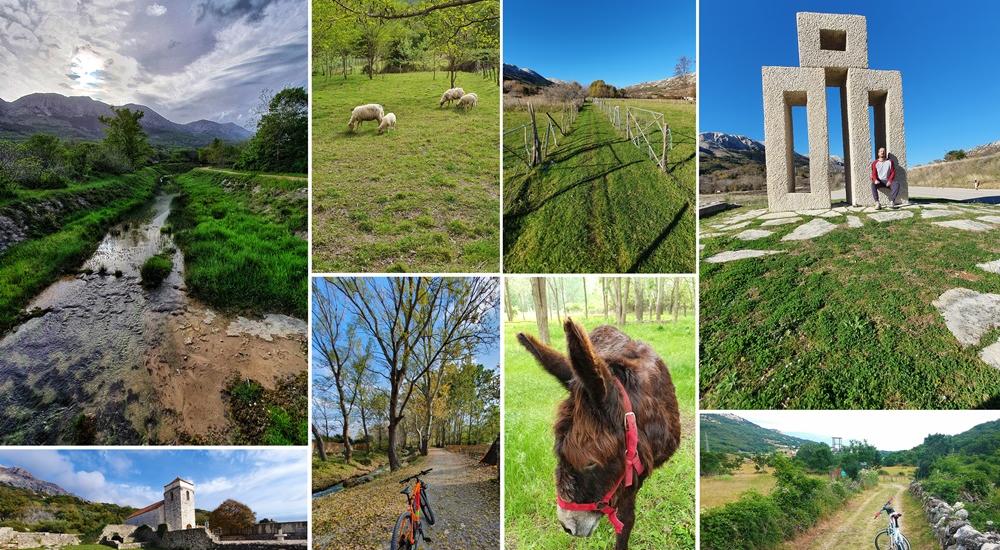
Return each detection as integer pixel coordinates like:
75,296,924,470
517,318,681,550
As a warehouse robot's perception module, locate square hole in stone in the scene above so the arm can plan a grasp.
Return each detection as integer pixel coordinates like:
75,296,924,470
819,29,847,51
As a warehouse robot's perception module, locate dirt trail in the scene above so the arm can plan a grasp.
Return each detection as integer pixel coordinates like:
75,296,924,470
195,168,306,181
781,482,933,550
312,448,499,550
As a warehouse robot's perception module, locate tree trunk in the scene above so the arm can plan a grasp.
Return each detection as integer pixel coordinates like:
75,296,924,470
530,277,550,344
672,279,680,323
583,278,589,318
560,279,568,318
341,420,353,463
503,279,514,322
614,278,624,325
634,278,645,322
655,278,664,321
602,279,609,319
481,436,500,466
312,424,327,462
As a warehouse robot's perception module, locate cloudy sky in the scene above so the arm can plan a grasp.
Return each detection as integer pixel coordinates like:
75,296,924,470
0,449,308,521
0,0,307,128
719,410,1000,451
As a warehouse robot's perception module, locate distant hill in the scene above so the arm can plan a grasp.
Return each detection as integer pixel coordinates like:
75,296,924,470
701,413,813,453
503,64,553,87
0,93,251,147
910,139,1000,190
623,73,696,99
0,466,71,496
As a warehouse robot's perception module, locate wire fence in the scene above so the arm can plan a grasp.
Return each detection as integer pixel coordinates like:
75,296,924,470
503,103,579,177
592,98,672,172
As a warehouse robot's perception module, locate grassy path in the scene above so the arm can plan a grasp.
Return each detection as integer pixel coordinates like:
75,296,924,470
194,167,307,181
503,103,695,273
504,319,695,549
779,483,936,550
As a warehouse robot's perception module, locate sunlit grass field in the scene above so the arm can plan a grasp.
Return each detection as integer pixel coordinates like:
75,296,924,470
504,317,696,549
311,71,500,272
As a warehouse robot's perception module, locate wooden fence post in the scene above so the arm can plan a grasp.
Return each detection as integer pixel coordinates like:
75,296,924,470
529,104,541,165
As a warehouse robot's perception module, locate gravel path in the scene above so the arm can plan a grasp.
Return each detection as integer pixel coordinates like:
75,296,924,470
312,448,499,550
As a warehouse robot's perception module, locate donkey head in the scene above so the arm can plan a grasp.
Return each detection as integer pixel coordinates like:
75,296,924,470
517,318,634,538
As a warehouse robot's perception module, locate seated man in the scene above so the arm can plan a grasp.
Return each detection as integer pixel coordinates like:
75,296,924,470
870,147,900,209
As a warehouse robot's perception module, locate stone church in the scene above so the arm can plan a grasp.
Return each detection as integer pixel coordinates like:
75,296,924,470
125,477,196,531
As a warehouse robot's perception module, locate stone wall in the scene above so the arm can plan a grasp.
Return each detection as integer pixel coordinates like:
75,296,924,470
0,527,81,549
160,527,306,550
910,482,1000,549
217,522,308,541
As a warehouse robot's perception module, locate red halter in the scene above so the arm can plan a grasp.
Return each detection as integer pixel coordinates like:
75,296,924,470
556,378,643,534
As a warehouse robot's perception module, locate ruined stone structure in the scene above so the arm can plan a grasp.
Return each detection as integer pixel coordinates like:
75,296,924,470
98,525,306,550
764,12,907,211
911,482,1000,549
0,527,80,549
125,477,196,531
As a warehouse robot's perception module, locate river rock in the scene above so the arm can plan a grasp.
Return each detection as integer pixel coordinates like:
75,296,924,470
226,314,308,342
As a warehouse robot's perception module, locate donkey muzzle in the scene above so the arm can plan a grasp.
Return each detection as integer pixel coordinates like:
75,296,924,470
557,507,602,537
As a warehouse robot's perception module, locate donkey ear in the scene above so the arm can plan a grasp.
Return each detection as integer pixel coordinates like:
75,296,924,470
516,332,572,388
563,318,609,403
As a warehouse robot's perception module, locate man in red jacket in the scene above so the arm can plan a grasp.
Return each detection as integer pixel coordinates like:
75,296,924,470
870,146,900,209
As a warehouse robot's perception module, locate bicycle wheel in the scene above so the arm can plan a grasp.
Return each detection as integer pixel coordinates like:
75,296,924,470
420,487,436,526
391,512,417,550
897,534,911,550
873,529,890,550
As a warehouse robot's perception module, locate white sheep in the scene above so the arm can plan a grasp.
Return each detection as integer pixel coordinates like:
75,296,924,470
348,103,384,131
457,92,478,110
377,112,396,134
439,87,465,107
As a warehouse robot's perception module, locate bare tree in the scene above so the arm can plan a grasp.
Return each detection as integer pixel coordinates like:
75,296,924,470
530,277,550,344
331,277,498,471
675,55,693,77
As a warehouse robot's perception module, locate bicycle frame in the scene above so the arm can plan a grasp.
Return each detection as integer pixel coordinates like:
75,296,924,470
874,499,906,549
403,479,424,545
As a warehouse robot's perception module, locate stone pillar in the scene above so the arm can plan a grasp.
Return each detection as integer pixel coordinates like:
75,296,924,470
762,66,831,211
846,68,908,206
163,478,196,532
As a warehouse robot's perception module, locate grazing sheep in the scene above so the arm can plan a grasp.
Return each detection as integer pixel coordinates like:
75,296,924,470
457,92,478,110
439,87,465,107
348,103,384,131
378,112,396,134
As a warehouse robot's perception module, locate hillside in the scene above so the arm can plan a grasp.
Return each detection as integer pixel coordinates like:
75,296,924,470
623,73,696,99
502,64,553,87
700,413,812,453
0,93,251,146
0,483,135,539
0,466,70,496
909,150,1000,189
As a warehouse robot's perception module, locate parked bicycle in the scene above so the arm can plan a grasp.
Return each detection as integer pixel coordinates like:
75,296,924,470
390,468,436,550
874,498,910,550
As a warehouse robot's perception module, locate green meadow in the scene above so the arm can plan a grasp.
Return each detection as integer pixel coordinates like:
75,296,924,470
503,102,696,273
311,71,500,272
504,318,696,550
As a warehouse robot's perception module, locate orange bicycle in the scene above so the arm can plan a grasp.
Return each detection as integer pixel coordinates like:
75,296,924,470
390,468,435,550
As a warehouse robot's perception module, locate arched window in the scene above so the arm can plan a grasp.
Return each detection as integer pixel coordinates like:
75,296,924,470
186,491,190,501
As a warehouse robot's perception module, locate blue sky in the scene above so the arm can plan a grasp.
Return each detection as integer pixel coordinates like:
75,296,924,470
503,0,696,87
700,0,1000,165
0,450,307,521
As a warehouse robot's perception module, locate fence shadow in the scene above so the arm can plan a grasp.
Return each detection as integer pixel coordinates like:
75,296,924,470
626,202,691,273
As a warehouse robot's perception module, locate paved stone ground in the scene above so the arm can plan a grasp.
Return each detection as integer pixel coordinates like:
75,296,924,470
312,448,499,550
702,200,1000,371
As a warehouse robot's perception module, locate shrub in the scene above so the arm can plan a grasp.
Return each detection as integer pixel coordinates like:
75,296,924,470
0,174,16,199
140,254,172,288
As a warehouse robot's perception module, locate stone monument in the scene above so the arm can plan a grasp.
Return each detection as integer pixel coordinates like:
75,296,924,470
763,12,907,211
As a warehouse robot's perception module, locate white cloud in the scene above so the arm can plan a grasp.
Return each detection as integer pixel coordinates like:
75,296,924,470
146,3,167,16
0,450,160,507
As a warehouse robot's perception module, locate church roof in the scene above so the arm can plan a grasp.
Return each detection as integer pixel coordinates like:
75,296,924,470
126,500,163,520
164,476,194,488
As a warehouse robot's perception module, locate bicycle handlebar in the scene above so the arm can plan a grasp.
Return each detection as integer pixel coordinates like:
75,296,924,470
398,468,433,484
874,498,893,519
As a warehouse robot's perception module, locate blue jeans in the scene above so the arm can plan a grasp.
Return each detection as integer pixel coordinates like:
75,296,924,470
871,180,900,203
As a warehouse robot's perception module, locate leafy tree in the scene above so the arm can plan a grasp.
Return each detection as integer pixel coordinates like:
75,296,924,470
426,0,499,88
208,499,256,535
237,87,308,173
98,107,151,170
795,442,834,471
198,138,241,167
944,149,967,161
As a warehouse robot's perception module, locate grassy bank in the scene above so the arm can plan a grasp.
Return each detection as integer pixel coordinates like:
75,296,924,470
224,371,308,445
312,450,389,492
0,168,161,333
700,204,1000,409
169,169,307,318
503,103,696,273
504,318,696,549
311,71,500,272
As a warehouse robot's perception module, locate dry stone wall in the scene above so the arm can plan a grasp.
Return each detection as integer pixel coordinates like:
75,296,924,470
0,527,81,549
911,482,1000,550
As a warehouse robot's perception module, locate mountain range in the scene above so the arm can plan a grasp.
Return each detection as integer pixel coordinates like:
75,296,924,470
503,64,696,99
701,413,813,453
0,465,71,496
0,93,252,147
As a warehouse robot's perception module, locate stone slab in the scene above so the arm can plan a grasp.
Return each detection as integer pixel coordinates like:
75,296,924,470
921,209,958,219
868,210,913,222
782,218,838,241
977,259,1000,274
981,342,1000,370
932,288,1000,347
758,211,801,220
846,215,863,228
704,250,785,264
796,12,869,69
761,217,803,227
933,220,995,232
977,215,1000,224
733,229,775,241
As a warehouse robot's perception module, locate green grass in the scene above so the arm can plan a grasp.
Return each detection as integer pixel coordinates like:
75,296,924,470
700,204,1000,409
0,168,161,334
503,102,696,273
169,169,307,318
505,317,695,549
223,371,307,445
311,71,500,272
139,254,172,288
